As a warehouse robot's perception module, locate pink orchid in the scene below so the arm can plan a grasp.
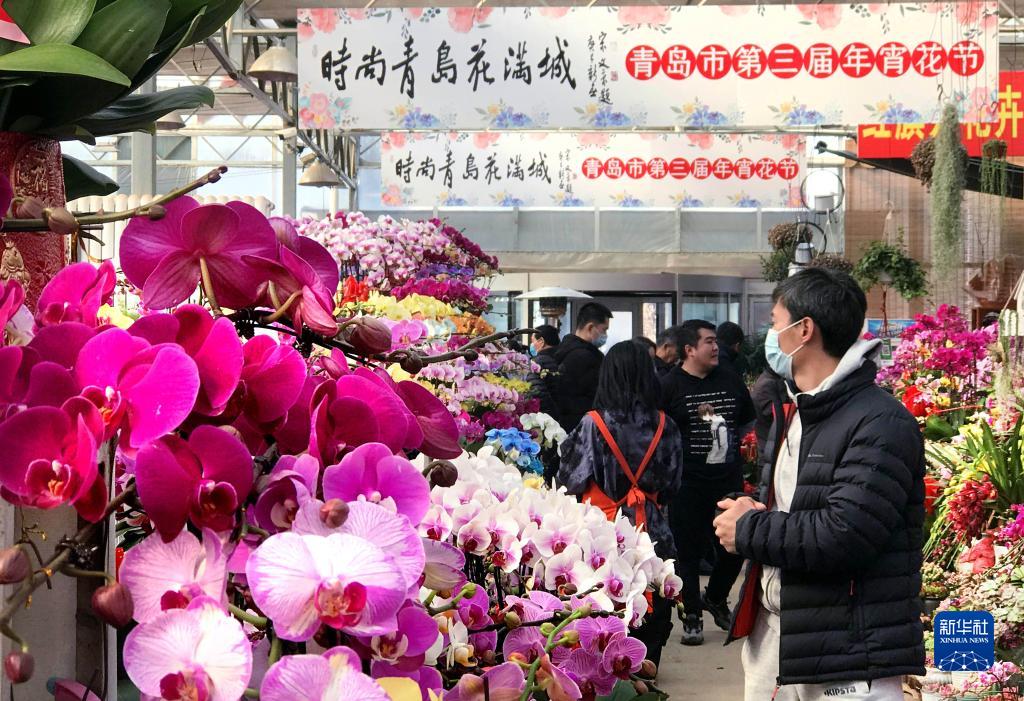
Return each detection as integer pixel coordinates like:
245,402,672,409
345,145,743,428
130,305,243,416
543,545,591,590
120,196,277,310
0,345,79,418
395,379,462,459
0,279,25,339
536,654,582,701
421,538,467,592
595,558,640,603
36,260,115,328
268,375,320,455
356,601,439,671
534,514,580,557
244,246,339,336
600,633,646,680
443,662,525,701
135,425,254,541
119,529,229,623
123,596,252,701
0,404,106,521
245,531,406,641
232,335,307,426
575,611,627,654
389,319,427,349
269,217,340,294
75,328,200,449
562,648,616,699
253,454,320,533
261,646,390,701
322,442,430,525
457,518,491,557
27,321,95,370
420,503,454,541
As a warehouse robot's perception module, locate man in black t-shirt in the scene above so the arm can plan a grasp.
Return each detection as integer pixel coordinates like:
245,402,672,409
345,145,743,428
661,319,755,646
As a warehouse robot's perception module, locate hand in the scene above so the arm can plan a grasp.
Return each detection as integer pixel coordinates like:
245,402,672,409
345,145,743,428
713,497,767,554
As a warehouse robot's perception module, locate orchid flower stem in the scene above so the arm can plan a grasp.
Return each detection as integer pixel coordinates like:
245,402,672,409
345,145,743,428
267,281,283,310
423,591,438,609
519,608,589,701
0,484,136,631
561,583,603,600
268,633,282,666
198,257,223,317
18,539,51,590
61,566,115,585
427,584,477,615
261,291,303,324
0,623,27,653
229,604,268,630
243,689,260,699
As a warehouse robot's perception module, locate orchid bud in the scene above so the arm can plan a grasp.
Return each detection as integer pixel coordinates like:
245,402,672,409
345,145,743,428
562,630,580,646
399,354,424,374
463,350,479,362
0,546,30,584
539,622,556,637
12,196,43,220
632,680,649,695
340,317,392,356
92,583,134,628
43,208,78,236
576,603,592,618
320,499,349,529
459,583,477,599
146,204,167,220
561,583,578,596
640,660,658,678
4,651,33,684
504,611,522,629
428,461,459,489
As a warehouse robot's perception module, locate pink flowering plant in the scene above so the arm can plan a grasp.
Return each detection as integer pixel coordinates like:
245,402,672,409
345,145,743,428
0,194,665,701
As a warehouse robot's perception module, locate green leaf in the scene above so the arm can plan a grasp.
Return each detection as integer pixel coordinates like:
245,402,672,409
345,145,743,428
75,85,214,136
189,0,245,46
0,0,97,50
0,44,129,84
73,0,170,77
924,416,956,441
132,8,206,91
156,0,211,51
62,154,119,200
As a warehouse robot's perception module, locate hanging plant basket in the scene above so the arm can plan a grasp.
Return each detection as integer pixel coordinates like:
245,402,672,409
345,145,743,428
853,240,929,300
767,221,812,251
911,138,936,188
806,253,854,274
760,247,793,283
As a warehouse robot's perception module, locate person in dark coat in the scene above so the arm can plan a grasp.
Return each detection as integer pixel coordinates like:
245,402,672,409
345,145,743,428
653,325,683,378
559,340,684,667
749,367,784,459
527,324,561,417
660,319,755,646
716,321,745,378
552,302,612,431
713,269,924,701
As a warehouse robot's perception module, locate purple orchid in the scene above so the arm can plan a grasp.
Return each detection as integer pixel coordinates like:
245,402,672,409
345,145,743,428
119,528,229,623
600,633,646,680
322,442,430,526
0,404,106,522
421,538,467,592
0,279,26,339
245,531,406,641
354,601,439,671
261,646,390,701
35,260,115,328
130,305,243,416
443,662,525,701
269,217,340,295
123,596,252,701
119,196,277,310
370,663,444,701
536,654,583,701
134,424,254,541
74,328,200,450
253,454,319,533
575,612,627,654
562,648,616,699
0,345,79,418
244,246,339,336
293,499,425,593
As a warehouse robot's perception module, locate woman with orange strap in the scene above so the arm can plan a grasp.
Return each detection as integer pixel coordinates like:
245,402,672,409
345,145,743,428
558,340,685,667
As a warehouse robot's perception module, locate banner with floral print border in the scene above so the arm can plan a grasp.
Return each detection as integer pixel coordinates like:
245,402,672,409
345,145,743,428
379,132,805,208
298,3,998,131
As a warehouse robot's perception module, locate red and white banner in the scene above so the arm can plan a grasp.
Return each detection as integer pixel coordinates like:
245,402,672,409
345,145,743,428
858,71,1024,158
379,132,805,208
298,3,998,130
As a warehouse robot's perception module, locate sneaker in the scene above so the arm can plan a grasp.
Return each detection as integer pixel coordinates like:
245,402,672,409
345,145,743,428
702,590,732,631
680,614,704,646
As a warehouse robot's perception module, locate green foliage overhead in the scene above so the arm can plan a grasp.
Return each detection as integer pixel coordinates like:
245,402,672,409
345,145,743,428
852,240,929,300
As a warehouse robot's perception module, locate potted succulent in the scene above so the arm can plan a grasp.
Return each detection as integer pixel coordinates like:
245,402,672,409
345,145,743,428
0,0,242,304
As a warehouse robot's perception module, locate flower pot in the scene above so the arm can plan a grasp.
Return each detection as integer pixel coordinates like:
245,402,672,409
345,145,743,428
0,132,68,308
878,271,894,286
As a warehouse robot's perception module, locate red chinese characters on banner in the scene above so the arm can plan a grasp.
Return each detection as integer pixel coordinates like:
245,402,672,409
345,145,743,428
581,156,800,181
858,71,1024,158
627,40,985,80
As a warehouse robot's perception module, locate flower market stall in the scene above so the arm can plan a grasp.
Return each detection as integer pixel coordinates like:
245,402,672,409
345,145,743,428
876,305,1024,700
0,171,670,701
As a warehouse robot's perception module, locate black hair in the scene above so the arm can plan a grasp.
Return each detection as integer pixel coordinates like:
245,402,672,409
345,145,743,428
533,324,561,347
656,325,683,349
632,336,656,352
716,321,744,349
772,268,867,358
594,340,660,412
677,319,716,358
575,302,613,330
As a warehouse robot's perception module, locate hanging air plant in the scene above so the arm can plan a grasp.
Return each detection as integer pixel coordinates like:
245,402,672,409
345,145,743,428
911,138,936,188
980,138,1009,219
930,103,967,294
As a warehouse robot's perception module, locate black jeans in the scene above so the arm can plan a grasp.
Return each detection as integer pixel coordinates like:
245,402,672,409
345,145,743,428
669,472,745,616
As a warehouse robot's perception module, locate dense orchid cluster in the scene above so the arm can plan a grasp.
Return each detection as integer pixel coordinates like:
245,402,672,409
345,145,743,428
393,278,491,315
946,476,998,538
484,428,543,474
878,305,997,419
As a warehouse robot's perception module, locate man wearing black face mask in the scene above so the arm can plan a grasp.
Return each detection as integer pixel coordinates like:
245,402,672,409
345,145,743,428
714,269,924,701
552,302,612,431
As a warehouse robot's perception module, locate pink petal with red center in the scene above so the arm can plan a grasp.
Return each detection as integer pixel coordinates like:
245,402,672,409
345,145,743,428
241,336,307,423
179,204,240,256
0,406,68,496
188,425,253,504
119,197,198,289
135,436,200,541
244,531,331,642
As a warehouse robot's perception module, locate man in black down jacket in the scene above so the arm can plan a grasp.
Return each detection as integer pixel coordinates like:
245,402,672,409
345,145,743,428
713,269,924,700
527,324,561,417
552,302,612,431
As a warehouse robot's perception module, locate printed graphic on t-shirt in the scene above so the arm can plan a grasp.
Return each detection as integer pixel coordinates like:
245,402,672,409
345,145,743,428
680,390,740,461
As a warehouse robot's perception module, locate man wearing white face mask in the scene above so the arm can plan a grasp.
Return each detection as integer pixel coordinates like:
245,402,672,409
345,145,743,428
553,302,612,431
713,268,925,701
